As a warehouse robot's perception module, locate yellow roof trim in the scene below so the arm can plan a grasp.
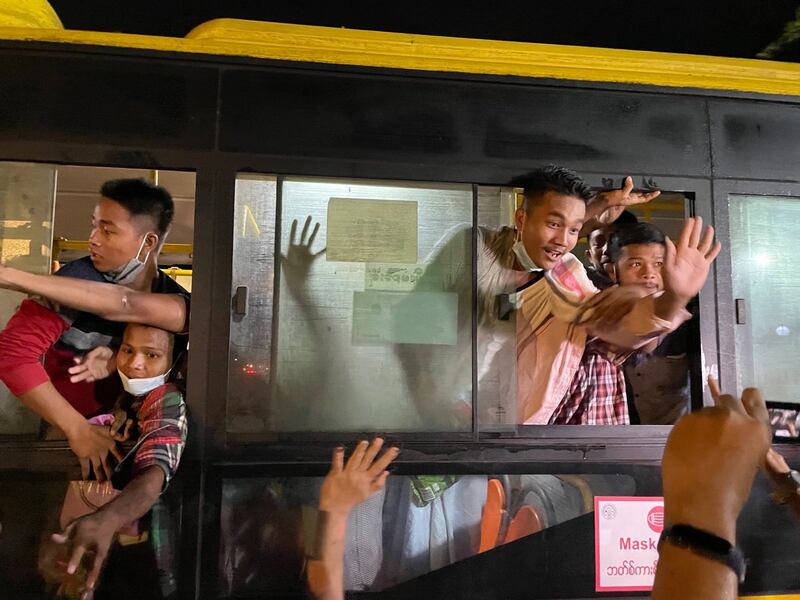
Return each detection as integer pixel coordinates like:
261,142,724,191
0,19,798,96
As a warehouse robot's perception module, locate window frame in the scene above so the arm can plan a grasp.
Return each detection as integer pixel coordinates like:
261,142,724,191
713,178,800,396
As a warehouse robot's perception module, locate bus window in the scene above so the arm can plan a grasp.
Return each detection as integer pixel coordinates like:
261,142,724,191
0,162,56,435
227,176,473,434
730,194,800,404
217,468,657,596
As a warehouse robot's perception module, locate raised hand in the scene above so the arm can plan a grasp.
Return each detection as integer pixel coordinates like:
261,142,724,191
662,217,721,301
594,176,661,225
319,438,399,516
69,346,116,383
281,216,326,298
662,378,770,543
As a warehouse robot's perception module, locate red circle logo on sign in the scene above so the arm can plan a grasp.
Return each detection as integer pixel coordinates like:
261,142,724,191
647,506,664,533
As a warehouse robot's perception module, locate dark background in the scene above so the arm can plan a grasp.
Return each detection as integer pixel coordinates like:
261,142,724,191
48,0,800,62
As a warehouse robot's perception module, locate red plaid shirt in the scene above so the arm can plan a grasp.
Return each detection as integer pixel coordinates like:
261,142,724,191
548,340,630,425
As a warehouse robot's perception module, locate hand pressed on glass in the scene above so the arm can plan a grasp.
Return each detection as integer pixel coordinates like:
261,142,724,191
319,438,399,516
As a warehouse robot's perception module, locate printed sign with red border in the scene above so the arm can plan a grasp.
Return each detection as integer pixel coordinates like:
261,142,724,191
594,496,664,592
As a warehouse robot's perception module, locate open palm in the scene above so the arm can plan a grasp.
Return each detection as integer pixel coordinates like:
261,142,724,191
662,217,721,299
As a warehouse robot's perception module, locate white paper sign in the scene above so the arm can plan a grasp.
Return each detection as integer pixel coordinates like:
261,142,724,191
594,496,664,592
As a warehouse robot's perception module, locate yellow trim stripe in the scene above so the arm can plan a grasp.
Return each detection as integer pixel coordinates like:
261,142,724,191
0,19,798,97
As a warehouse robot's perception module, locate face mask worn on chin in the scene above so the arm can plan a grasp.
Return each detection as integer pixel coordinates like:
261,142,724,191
103,235,153,285
512,235,541,272
118,368,169,396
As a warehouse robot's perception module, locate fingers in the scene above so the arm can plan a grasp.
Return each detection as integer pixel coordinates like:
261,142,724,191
676,218,694,250
330,446,344,473
621,176,634,195
716,393,747,416
301,215,311,243
697,224,715,255
368,446,399,478
69,366,93,383
742,387,769,426
80,458,90,481
688,216,703,249
361,437,384,468
371,470,390,492
108,443,124,464
289,219,298,245
84,547,107,593
664,236,676,268
708,376,722,403
67,543,87,575
308,221,320,246
345,440,369,470
706,240,722,262
90,456,107,483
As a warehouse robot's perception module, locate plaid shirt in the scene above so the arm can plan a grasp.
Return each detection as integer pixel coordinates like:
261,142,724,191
116,382,187,598
548,340,630,425
117,382,187,487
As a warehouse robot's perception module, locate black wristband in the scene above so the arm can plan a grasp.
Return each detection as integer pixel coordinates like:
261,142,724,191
658,524,746,583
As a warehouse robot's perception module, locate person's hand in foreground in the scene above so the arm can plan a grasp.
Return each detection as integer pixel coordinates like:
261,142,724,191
307,438,399,600
653,378,770,599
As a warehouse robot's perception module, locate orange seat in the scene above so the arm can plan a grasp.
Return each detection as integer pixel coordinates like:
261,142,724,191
504,505,544,544
479,478,506,553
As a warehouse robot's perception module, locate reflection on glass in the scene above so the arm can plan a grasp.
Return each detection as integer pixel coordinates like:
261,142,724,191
227,175,277,433
229,176,473,433
730,195,800,403
218,472,642,596
0,163,56,434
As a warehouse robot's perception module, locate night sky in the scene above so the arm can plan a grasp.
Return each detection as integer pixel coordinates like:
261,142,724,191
48,0,800,61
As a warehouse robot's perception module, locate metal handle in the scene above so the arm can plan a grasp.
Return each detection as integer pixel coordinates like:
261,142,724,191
233,285,248,317
735,298,746,325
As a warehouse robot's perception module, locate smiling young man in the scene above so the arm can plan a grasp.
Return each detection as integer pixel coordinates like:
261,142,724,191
0,178,189,479
508,169,719,424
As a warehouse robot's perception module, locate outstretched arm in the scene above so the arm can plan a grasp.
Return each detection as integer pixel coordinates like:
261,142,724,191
306,438,399,600
51,465,165,597
0,265,188,332
0,299,120,479
653,383,770,599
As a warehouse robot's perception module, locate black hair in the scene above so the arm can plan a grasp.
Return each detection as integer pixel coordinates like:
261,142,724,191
614,210,639,227
606,222,666,263
511,165,593,210
100,178,175,238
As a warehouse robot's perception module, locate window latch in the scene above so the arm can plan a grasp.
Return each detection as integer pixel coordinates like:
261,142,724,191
233,285,248,317
735,298,746,325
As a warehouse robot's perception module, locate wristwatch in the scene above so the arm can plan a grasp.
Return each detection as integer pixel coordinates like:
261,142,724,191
658,524,747,583
771,469,800,505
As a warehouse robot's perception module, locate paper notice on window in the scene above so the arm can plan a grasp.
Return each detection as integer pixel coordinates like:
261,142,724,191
326,198,417,263
364,263,442,292
352,290,457,345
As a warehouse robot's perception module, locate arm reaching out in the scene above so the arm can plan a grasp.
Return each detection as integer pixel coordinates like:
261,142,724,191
0,265,188,332
306,438,399,600
50,465,165,598
653,380,770,599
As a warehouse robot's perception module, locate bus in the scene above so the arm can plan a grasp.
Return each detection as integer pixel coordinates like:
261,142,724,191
0,1,799,598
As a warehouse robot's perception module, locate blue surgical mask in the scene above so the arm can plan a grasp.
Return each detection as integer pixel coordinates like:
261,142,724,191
512,236,540,272
118,368,169,396
103,235,153,285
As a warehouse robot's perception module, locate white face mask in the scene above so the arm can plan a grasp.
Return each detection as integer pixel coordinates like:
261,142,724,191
512,236,540,272
118,368,168,396
103,235,153,285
